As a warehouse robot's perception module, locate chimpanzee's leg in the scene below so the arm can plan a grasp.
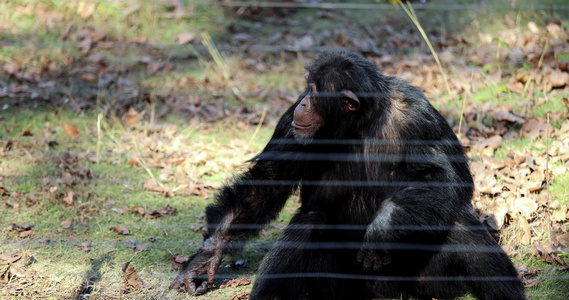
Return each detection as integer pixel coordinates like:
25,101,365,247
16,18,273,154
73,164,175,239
406,214,525,300
250,211,371,300
362,188,524,299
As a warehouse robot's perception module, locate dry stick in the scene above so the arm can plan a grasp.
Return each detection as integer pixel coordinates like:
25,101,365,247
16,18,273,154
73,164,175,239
546,112,553,244
131,136,162,187
97,113,102,164
201,32,244,101
397,0,452,97
397,1,457,133
247,107,268,148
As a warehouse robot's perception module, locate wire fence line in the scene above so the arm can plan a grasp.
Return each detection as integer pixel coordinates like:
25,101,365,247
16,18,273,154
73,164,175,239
163,272,567,282
0,176,476,188
0,236,555,255
2,222,511,232
38,0,569,11
196,1,569,11
2,41,567,54
1,136,472,146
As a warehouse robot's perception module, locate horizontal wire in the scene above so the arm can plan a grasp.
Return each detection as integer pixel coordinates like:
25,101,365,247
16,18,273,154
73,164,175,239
41,0,569,11
235,180,473,188
1,136,468,147
0,176,474,188
207,1,569,10
252,273,528,282
2,222,499,232
164,272,568,282
0,237,549,255
254,152,469,163
1,41,566,56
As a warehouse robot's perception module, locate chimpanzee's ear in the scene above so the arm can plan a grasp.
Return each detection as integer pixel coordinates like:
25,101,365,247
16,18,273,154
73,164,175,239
341,89,360,111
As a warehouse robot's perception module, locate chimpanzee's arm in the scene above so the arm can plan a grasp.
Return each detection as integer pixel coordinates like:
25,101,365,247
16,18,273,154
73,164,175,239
170,105,303,294
203,157,303,254
204,103,304,253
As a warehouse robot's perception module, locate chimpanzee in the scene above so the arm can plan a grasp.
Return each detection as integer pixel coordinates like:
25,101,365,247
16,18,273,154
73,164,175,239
170,51,525,300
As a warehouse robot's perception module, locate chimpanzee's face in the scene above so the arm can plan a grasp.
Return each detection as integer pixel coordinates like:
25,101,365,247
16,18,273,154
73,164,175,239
291,76,360,141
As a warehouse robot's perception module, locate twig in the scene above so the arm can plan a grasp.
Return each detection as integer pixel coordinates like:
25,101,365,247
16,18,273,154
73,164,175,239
201,32,244,102
97,113,102,164
248,107,267,148
397,0,452,98
131,136,162,187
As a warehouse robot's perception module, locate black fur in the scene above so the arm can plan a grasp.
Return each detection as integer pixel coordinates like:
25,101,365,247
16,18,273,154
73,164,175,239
177,51,525,300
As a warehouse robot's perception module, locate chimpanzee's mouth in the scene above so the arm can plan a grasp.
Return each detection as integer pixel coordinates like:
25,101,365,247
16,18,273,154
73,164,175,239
291,121,312,129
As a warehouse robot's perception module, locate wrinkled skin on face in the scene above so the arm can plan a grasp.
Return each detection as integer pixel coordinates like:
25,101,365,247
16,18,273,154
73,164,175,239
291,80,360,139
291,83,323,137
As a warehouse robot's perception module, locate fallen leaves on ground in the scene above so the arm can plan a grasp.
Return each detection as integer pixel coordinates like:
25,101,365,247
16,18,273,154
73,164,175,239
121,261,151,292
110,224,130,235
170,254,188,270
230,291,250,300
0,254,22,265
220,278,252,289
141,178,174,197
6,223,35,238
0,250,38,295
112,204,178,218
61,120,80,138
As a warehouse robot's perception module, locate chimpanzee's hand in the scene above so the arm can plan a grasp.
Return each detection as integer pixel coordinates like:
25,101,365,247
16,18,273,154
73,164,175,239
357,242,391,272
169,246,223,294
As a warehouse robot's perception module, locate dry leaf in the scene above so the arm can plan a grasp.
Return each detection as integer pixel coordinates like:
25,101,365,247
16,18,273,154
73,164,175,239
135,244,149,251
124,240,136,248
493,111,525,124
230,291,249,300
9,223,35,232
62,170,74,185
122,261,149,291
473,135,502,157
220,278,252,288
176,32,196,45
549,70,568,88
507,81,524,94
0,253,22,265
514,197,537,218
18,230,34,238
110,225,130,235
81,73,97,82
528,21,540,34
77,2,97,19
61,219,72,229
522,119,552,139
63,190,74,206
121,108,141,127
0,186,9,196
142,179,174,197
551,208,567,222
122,4,140,17
61,120,80,138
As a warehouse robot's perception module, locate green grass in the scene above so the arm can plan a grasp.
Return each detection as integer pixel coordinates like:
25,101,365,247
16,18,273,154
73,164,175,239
0,102,286,298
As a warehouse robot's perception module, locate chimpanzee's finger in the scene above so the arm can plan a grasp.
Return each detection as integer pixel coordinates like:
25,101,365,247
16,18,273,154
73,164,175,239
363,253,375,270
356,250,366,263
193,281,208,295
168,278,182,290
183,278,197,294
373,259,383,271
207,262,219,285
